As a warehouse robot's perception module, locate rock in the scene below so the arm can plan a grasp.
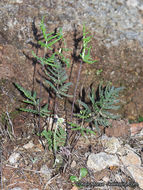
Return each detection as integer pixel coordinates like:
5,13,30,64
117,144,143,188
130,122,143,136
127,165,143,189
101,135,121,154
23,140,34,149
40,165,52,180
134,128,143,138
87,152,120,172
126,0,138,7
8,152,20,165
10,0,23,3
102,176,110,182
71,160,76,168
114,174,122,182
139,5,143,13
116,0,124,5
118,146,141,166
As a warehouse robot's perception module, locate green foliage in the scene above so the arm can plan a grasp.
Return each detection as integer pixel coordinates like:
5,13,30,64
96,69,103,76
39,16,63,50
79,168,88,179
40,123,67,152
80,24,97,64
53,125,67,152
14,17,124,170
58,47,71,68
15,83,50,117
138,116,143,122
70,168,88,186
76,83,124,132
32,16,70,68
69,122,96,136
45,57,72,99
70,175,79,183
41,129,53,150
33,17,72,99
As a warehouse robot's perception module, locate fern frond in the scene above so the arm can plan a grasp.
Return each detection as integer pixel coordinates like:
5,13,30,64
45,57,72,99
19,108,39,114
80,24,97,64
53,125,67,152
57,91,73,98
40,104,51,117
45,80,58,93
59,82,72,92
78,100,91,113
15,83,50,117
32,52,57,67
22,100,35,105
15,83,35,102
45,70,58,83
41,130,53,150
77,83,124,131
39,17,63,50
69,122,96,136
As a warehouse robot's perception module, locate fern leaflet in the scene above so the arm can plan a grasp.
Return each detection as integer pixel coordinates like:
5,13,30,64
45,57,72,99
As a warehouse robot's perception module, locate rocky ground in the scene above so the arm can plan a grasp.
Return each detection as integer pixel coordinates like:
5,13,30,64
1,120,143,189
0,0,143,189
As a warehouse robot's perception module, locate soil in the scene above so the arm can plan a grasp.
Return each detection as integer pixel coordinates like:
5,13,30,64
0,23,143,190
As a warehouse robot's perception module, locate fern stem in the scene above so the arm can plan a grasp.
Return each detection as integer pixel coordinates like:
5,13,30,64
53,123,58,159
37,41,47,133
71,60,83,120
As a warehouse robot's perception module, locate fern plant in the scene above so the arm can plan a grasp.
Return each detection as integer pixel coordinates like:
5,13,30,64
15,83,50,117
74,83,124,133
15,17,72,165
14,17,125,172
71,24,98,119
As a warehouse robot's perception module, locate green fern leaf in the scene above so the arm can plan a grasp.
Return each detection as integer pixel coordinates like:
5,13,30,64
77,83,124,132
45,57,72,99
69,122,96,136
22,100,35,105
41,130,53,150
45,70,57,83
15,83,34,101
15,83,50,117
53,126,67,152
19,108,39,114
58,91,73,98
39,17,63,50
45,80,58,93
32,52,57,67
40,104,50,117
78,100,91,113
59,82,72,92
